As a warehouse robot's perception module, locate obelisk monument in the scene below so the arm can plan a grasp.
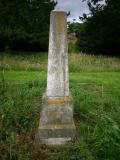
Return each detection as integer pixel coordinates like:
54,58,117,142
37,10,75,145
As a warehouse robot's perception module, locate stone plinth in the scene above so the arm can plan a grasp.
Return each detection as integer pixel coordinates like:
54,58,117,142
37,10,75,145
37,94,75,145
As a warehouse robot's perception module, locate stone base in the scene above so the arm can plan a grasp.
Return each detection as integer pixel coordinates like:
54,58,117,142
36,124,75,145
36,94,76,145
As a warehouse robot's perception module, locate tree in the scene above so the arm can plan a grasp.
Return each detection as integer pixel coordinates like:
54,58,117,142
68,22,81,37
77,0,120,56
0,0,56,51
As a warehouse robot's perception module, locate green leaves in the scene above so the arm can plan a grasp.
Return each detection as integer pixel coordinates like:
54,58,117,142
0,0,56,51
77,0,120,56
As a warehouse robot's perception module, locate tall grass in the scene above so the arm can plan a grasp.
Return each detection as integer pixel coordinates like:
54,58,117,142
69,53,120,72
0,69,120,160
0,72,45,160
0,52,120,160
0,52,120,72
0,52,47,71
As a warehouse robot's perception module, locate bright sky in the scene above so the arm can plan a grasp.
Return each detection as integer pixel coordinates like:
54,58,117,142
55,0,105,22
55,0,90,22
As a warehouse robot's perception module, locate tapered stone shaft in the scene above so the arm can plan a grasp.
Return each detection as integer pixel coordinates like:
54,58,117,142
47,11,69,97
37,10,75,145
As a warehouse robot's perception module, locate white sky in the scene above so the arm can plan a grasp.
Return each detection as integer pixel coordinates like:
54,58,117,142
55,0,90,22
55,0,105,22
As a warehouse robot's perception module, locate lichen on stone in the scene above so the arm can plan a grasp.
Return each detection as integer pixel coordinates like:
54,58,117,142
43,96,73,105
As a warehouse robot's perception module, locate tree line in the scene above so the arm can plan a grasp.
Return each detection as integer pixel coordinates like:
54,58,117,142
0,0,56,52
0,0,120,56
68,0,120,56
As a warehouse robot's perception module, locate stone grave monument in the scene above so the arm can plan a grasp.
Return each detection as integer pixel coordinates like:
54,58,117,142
37,10,75,145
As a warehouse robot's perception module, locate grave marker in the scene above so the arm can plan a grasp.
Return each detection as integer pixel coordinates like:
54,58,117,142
37,10,75,145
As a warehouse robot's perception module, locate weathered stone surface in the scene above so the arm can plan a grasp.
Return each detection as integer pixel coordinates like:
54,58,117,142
40,96,74,125
47,10,69,97
37,10,75,146
37,94,75,145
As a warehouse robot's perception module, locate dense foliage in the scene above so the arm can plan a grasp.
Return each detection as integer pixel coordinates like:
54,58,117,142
76,0,120,56
0,0,56,51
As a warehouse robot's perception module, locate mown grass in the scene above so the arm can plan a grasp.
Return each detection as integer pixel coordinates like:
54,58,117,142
0,52,120,160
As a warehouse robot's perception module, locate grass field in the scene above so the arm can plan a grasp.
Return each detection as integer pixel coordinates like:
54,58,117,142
0,52,120,160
